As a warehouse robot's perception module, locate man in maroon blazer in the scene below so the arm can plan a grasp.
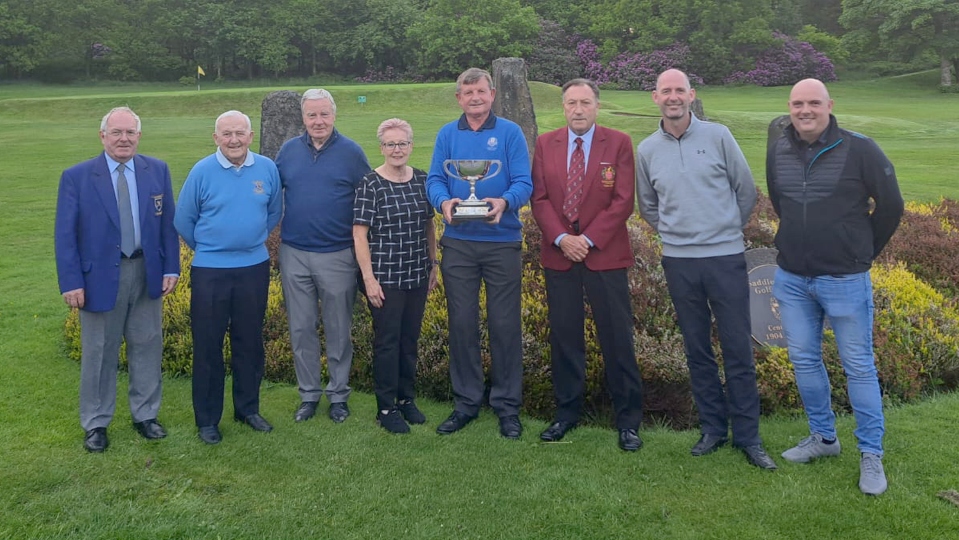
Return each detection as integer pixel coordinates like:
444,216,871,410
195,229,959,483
531,79,643,451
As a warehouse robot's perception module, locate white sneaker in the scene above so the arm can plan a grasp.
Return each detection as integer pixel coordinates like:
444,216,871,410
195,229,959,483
781,433,842,463
859,453,888,496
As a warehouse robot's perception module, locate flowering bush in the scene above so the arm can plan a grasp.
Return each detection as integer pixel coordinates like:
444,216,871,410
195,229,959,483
604,43,704,91
725,33,836,87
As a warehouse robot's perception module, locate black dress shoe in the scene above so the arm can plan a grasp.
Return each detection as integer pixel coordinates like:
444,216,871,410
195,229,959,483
436,410,476,435
742,445,778,470
133,419,167,440
328,402,350,423
84,427,109,453
691,433,729,456
540,420,576,442
294,401,319,422
499,415,523,440
235,413,273,432
198,425,222,445
618,428,643,452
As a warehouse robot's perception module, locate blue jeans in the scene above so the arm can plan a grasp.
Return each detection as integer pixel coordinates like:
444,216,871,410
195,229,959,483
773,268,884,456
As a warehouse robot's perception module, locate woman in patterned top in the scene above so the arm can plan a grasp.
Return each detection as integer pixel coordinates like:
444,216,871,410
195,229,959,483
353,118,439,434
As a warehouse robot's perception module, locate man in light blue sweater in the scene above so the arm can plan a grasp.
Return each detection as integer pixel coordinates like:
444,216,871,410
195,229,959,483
175,110,282,445
636,69,775,469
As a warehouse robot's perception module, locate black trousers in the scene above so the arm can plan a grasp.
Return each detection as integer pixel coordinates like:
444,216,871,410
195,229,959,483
440,236,523,418
544,264,643,429
369,285,429,411
661,253,761,447
190,260,270,427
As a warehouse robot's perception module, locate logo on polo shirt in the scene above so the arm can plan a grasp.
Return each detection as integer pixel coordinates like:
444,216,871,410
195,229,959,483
253,180,264,194
487,137,498,152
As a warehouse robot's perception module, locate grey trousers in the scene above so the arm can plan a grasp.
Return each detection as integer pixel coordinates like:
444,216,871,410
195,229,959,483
440,236,523,417
279,243,357,403
78,257,163,430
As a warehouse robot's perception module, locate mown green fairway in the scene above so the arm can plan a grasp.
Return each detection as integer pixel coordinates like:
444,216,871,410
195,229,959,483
1,75,957,539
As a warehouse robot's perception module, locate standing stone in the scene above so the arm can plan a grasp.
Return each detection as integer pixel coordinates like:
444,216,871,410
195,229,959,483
767,114,791,152
491,57,537,159
259,90,303,160
690,98,706,121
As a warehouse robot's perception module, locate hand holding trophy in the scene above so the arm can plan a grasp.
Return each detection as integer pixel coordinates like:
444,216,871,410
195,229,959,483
442,159,502,224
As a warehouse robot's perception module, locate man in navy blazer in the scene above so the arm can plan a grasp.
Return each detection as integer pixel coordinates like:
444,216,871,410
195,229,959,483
55,106,180,453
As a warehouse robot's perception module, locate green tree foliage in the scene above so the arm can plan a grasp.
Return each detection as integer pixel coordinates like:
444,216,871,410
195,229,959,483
841,0,959,86
797,24,848,65
0,1,44,77
407,0,539,78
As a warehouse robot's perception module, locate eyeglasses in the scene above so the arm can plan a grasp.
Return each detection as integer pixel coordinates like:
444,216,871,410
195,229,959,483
105,129,139,138
381,141,411,150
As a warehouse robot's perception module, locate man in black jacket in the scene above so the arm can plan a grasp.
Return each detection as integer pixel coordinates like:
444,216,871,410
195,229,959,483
766,78,903,496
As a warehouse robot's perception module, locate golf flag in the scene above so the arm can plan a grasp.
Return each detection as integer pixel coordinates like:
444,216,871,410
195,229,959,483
197,66,206,76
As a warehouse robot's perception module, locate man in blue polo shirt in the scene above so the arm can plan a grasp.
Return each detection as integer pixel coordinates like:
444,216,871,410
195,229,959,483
426,67,533,439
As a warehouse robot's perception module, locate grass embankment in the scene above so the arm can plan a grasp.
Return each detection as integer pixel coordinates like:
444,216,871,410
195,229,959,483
1,74,957,538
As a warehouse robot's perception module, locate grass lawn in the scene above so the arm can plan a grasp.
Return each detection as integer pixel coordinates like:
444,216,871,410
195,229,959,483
1,74,958,539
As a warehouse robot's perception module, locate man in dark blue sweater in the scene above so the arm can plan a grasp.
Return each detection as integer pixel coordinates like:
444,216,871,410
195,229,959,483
275,89,371,425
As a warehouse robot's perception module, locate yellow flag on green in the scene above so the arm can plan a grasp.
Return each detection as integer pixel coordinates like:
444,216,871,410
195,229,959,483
197,66,206,76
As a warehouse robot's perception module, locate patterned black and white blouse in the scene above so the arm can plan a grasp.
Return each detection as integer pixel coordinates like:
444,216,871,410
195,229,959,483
353,168,432,289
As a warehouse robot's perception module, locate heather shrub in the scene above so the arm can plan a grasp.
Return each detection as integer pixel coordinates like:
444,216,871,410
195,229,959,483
877,199,959,299
63,202,959,428
725,32,836,87
871,263,959,398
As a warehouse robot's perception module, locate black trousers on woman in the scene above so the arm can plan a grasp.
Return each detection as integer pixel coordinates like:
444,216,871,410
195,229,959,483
369,285,429,411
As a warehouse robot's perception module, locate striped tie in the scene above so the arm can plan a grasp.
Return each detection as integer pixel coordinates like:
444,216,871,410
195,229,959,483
563,137,585,223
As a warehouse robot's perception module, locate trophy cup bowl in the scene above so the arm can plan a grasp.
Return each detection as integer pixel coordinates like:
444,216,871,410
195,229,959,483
442,159,502,223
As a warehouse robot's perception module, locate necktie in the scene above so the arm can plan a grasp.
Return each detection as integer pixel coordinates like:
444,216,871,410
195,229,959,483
117,164,136,257
563,137,585,223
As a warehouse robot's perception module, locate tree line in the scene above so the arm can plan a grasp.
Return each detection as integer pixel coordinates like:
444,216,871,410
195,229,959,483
1,0,956,86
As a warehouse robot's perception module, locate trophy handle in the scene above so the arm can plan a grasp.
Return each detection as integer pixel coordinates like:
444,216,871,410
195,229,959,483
485,160,502,180
442,160,461,180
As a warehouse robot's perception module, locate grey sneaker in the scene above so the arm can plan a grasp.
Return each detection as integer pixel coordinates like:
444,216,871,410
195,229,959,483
859,453,888,496
781,433,841,463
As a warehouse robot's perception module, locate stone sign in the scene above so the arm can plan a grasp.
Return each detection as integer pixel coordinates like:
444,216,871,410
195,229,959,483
745,248,786,348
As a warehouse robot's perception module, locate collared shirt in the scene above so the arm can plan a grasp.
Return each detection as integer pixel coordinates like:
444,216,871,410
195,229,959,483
104,153,141,250
566,124,596,171
788,128,830,167
456,112,497,132
215,147,255,170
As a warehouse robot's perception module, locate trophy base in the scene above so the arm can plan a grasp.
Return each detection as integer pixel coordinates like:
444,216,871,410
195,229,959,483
451,201,492,224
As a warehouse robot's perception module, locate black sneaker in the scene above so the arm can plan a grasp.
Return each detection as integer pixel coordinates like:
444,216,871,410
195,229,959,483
377,409,410,434
397,400,426,424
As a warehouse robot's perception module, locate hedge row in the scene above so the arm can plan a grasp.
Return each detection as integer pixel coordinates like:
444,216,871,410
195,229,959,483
64,193,959,428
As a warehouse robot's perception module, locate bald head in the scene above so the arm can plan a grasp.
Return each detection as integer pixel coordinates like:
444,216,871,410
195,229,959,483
652,69,696,130
790,78,830,102
788,78,833,143
656,69,691,92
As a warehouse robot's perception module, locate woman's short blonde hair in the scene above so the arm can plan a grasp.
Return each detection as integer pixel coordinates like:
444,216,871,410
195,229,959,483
377,118,413,142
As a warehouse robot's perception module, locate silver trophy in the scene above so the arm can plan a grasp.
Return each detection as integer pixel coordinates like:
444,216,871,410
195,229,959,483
442,159,502,223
